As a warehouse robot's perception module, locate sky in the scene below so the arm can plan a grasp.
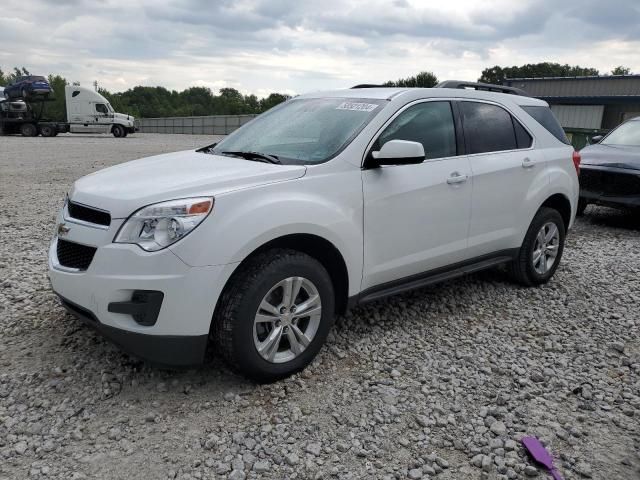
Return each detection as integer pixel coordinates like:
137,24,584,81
1,0,639,97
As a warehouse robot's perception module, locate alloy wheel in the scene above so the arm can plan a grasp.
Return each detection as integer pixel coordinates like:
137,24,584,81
532,222,560,275
253,276,322,364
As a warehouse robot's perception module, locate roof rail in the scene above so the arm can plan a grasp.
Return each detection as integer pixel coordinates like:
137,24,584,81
351,84,385,89
435,80,528,96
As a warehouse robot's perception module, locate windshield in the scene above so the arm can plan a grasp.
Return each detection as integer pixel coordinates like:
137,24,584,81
602,120,640,146
212,97,385,164
107,103,114,113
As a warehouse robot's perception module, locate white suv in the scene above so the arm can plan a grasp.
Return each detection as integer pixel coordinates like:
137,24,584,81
49,81,579,381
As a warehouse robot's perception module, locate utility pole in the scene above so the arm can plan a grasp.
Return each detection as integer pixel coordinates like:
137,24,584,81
94,80,98,91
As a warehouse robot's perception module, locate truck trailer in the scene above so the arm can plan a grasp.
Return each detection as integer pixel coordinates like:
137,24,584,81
0,85,135,138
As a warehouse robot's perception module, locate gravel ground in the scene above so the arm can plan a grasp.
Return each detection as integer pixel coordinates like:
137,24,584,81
0,133,638,480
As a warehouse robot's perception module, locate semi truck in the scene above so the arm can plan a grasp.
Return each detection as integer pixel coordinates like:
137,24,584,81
0,85,135,138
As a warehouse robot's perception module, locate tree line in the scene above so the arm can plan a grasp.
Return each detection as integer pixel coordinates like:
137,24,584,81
0,63,633,122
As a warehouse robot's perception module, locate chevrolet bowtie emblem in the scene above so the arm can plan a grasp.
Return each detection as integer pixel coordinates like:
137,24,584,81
57,223,70,236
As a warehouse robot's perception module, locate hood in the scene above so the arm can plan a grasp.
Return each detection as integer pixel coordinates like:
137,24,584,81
70,150,306,218
580,143,640,171
114,112,134,125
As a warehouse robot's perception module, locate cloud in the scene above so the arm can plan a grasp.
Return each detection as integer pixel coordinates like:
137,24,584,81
1,0,639,95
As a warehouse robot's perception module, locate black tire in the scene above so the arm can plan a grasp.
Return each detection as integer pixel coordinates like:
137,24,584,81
509,207,566,286
213,249,335,383
20,123,37,137
576,198,588,216
40,125,55,137
112,125,125,138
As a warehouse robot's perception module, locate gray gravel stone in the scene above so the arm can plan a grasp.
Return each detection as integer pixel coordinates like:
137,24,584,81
228,470,245,480
575,461,593,478
408,468,422,479
490,421,506,436
305,442,322,456
14,442,27,455
285,453,300,466
253,460,269,473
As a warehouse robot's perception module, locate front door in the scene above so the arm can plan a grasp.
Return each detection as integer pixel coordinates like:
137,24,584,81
92,103,112,133
362,100,472,290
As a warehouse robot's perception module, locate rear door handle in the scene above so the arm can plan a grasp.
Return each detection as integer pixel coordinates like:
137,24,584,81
446,172,468,185
522,157,535,169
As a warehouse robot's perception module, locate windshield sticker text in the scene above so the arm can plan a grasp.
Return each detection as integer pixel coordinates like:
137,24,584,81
336,102,379,112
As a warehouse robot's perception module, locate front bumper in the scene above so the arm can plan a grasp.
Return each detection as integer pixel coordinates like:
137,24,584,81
580,191,640,209
57,294,208,366
48,208,237,366
580,166,640,210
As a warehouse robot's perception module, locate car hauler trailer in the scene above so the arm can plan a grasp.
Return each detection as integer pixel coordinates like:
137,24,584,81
0,85,135,137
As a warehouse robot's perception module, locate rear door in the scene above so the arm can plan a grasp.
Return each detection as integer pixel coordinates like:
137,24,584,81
459,100,548,257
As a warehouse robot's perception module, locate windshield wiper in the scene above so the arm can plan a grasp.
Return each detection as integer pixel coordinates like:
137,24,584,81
221,150,281,164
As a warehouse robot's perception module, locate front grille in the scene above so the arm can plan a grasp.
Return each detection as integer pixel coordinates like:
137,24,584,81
56,239,97,271
580,168,640,197
67,201,111,227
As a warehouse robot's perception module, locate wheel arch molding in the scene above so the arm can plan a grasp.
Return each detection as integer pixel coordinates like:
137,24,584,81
219,232,351,316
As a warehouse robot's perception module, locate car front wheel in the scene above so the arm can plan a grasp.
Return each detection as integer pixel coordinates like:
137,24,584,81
112,125,125,138
213,249,335,382
509,207,566,286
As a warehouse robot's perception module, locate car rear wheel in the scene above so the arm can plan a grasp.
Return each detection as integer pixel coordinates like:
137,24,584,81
509,207,566,286
213,249,335,382
20,123,38,137
40,125,55,137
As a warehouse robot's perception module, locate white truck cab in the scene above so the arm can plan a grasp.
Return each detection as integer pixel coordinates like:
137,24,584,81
65,86,135,137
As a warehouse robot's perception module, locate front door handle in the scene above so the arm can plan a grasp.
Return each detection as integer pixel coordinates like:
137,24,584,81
522,157,535,169
446,172,468,185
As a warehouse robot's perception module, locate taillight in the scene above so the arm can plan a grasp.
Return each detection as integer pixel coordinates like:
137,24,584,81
572,150,581,175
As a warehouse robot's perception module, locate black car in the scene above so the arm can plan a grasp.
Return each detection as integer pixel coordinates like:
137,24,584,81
3,75,53,99
578,117,640,214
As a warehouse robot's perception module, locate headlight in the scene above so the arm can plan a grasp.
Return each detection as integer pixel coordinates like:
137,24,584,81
114,197,214,252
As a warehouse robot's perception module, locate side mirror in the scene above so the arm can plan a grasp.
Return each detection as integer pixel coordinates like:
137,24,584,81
590,135,603,144
369,140,425,167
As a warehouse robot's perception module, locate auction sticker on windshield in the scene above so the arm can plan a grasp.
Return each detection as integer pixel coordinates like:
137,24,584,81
336,102,379,112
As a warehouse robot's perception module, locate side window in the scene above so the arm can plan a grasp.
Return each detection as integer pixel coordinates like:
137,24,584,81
375,101,457,160
513,117,532,149
461,102,518,154
95,103,108,114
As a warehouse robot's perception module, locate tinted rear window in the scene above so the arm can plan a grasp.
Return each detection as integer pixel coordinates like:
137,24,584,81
522,106,570,144
461,102,517,154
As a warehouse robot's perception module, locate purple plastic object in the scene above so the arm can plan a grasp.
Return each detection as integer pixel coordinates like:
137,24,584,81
521,437,564,480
